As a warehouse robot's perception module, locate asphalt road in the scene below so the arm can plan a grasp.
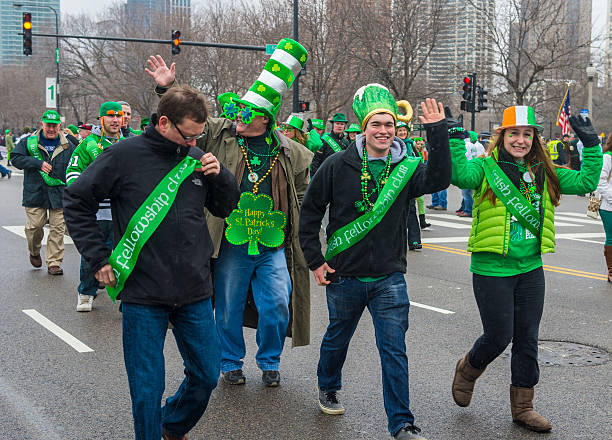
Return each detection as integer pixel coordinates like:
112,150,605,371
0,167,610,440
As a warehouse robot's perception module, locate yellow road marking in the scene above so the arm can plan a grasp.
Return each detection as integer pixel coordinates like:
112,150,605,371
420,244,608,281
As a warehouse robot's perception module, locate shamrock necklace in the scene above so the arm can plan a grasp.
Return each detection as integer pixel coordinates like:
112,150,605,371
355,146,392,213
238,136,280,193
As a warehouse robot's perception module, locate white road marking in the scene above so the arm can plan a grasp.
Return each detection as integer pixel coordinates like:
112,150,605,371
22,309,94,353
410,301,455,315
2,226,74,245
555,214,602,225
422,236,469,243
422,232,605,245
426,219,472,229
427,213,474,223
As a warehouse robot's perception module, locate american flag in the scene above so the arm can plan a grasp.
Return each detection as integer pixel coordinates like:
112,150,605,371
556,87,571,135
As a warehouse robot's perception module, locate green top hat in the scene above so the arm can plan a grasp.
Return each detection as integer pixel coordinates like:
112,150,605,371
353,83,398,130
233,38,308,120
329,113,348,123
140,117,151,129
41,110,61,124
67,124,79,135
311,119,325,130
99,101,124,118
283,114,305,132
344,123,362,133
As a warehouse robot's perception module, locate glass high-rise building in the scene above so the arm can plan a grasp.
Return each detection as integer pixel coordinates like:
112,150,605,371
0,0,60,66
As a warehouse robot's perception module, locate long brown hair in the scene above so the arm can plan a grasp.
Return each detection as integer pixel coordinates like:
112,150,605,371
604,134,612,154
482,129,562,206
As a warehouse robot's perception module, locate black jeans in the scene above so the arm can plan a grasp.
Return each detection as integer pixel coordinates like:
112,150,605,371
469,267,545,388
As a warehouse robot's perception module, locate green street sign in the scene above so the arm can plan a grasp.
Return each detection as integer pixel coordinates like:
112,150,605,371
55,48,59,63
412,123,424,131
265,44,276,55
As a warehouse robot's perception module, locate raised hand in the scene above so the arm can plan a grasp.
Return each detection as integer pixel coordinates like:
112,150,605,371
418,98,445,124
144,55,176,87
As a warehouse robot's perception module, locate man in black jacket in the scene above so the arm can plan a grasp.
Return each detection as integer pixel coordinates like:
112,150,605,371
63,86,240,440
12,110,75,275
299,84,451,440
310,112,351,175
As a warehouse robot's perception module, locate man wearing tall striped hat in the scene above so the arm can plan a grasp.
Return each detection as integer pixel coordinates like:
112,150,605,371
146,38,313,388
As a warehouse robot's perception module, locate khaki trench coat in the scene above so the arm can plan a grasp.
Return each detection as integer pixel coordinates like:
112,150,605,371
198,118,314,347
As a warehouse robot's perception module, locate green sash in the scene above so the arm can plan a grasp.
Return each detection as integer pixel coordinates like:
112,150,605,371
27,135,65,187
322,133,342,153
325,157,420,260
106,156,200,301
482,156,541,237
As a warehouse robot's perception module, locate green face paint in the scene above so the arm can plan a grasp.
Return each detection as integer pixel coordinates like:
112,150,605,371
508,134,513,138
529,136,533,140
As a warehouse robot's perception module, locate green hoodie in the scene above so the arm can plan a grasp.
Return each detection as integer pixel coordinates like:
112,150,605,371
450,138,602,276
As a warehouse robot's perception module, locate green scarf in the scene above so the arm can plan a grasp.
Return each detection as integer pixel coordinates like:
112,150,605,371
27,135,65,186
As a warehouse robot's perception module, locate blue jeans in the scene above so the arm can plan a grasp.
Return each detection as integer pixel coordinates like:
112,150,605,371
431,190,447,208
78,220,113,296
122,299,220,440
214,238,292,372
469,267,545,387
0,163,9,176
461,189,473,215
318,272,415,436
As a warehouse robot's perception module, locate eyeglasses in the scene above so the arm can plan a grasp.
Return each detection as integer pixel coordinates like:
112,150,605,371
239,106,265,124
171,120,206,141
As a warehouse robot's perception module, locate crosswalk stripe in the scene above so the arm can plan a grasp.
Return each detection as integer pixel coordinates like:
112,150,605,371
426,219,472,229
427,213,473,223
555,215,601,225
2,226,74,245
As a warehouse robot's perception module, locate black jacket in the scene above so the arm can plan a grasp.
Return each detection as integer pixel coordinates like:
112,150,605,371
299,120,450,277
310,131,350,176
11,130,75,209
63,126,240,307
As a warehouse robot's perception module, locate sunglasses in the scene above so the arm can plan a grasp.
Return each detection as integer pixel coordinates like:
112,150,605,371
104,110,124,117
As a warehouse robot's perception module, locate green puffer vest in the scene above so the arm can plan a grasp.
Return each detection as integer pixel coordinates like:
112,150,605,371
468,178,555,255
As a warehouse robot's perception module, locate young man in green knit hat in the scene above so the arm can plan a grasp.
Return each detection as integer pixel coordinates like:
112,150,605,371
66,101,125,312
11,109,75,275
299,84,453,440
146,37,313,388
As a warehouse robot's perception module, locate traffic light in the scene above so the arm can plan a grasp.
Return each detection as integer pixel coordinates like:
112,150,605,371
460,75,474,113
23,12,32,56
298,101,310,112
171,30,181,55
477,86,488,112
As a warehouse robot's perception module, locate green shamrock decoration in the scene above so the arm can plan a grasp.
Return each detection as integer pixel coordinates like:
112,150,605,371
225,192,287,255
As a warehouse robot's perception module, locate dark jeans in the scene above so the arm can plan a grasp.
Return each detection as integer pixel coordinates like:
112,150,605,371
78,220,113,296
469,267,545,387
407,198,421,245
122,299,220,440
318,272,415,436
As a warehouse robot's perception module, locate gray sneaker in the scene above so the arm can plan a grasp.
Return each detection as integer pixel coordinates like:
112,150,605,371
318,388,345,415
394,425,427,440
223,369,246,385
262,370,280,387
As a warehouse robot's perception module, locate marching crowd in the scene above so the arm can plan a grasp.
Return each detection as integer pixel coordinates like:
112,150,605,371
0,38,607,440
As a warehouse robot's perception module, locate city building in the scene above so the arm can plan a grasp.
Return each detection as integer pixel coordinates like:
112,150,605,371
126,0,191,28
0,0,60,66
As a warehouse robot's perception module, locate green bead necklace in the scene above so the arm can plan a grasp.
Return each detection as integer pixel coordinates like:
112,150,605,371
355,147,392,213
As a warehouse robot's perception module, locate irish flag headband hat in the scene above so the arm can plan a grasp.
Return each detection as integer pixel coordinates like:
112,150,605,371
495,106,542,133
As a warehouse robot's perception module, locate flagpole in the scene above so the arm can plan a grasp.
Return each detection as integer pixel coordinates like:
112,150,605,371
555,83,570,127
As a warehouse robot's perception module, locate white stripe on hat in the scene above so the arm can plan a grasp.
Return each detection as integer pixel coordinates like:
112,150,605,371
241,91,275,111
257,70,288,95
515,106,529,125
270,49,302,75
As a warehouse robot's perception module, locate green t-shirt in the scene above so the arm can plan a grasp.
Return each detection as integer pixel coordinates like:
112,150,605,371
239,133,275,197
356,156,391,283
471,184,543,277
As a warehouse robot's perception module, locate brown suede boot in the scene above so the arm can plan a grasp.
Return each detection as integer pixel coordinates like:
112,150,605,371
603,246,612,282
510,385,552,432
452,353,486,407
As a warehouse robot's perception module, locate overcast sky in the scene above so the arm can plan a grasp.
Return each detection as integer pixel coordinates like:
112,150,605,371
60,0,608,42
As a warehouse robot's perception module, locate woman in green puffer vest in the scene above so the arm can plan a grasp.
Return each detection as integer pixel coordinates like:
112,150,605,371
449,106,602,434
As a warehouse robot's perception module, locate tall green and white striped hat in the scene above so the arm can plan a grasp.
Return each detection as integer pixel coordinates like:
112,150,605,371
234,38,308,120
495,105,542,133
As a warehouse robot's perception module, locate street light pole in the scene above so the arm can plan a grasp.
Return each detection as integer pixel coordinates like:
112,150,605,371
292,0,299,114
586,63,596,121
14,3,60,112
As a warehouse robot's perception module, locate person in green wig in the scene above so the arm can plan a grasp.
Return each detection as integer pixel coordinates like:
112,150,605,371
146,38,314,389
11,109,76,275
66,101,125,312
299,83,452,440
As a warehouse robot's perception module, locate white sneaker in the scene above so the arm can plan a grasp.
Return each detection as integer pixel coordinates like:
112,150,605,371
76,294,94,312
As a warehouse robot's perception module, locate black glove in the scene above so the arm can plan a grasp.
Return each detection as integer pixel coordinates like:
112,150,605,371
569,115,600,148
